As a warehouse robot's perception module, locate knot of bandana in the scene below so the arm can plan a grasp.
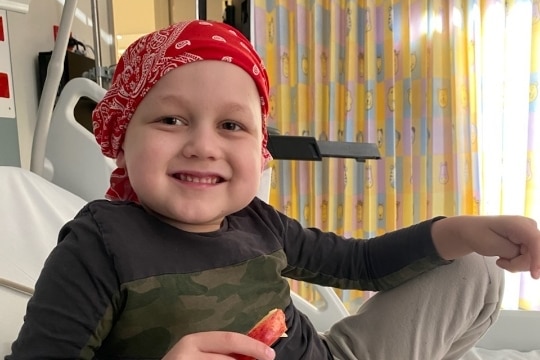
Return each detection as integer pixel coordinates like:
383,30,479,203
92,20,271,201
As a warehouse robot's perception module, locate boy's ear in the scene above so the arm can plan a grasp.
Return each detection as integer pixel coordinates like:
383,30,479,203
116,149,126,168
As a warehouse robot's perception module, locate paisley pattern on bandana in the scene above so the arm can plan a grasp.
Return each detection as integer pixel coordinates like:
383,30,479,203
92,20,271,202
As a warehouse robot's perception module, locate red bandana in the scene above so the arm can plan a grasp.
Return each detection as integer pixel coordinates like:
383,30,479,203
92,20,271,201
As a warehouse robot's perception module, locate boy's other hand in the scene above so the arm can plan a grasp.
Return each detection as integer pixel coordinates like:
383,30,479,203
162,331,276,360
432,215,540,279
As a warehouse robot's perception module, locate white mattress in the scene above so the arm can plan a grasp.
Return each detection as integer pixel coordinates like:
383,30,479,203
1,166,539,358
462,348,540,359
0,166,86,354
0,166,86,289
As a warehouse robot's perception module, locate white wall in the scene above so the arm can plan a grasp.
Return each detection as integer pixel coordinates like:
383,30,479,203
8,0,113,169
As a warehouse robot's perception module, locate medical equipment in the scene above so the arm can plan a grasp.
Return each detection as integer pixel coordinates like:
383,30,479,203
0,0,31,13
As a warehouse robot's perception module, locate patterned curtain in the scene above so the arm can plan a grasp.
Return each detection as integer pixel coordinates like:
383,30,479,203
476,0,540,311
253,0,539,311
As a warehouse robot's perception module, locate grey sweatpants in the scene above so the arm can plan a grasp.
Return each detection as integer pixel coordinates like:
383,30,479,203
321,253,505,360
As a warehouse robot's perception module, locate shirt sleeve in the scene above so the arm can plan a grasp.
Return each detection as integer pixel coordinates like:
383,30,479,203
279,212,450,291
6,207,120,359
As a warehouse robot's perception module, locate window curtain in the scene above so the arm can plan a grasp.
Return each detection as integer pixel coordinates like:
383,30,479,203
476,0,540,310
253,0,539,311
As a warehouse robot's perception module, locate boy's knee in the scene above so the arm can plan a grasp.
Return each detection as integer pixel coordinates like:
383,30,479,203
455,253,504,303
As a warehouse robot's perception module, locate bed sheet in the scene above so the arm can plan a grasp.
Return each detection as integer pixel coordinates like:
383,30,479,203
0,166,86,355
0,166,86,288
462,348,540,359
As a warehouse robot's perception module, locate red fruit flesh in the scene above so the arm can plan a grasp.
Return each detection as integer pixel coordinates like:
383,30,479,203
247,308,287,345
234,308,287,360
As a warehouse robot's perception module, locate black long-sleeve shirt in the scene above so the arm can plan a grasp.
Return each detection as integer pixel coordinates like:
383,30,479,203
8,198,449,359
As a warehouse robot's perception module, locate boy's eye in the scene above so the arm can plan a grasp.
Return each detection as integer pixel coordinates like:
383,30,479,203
221,121,242,131
160,117,185,126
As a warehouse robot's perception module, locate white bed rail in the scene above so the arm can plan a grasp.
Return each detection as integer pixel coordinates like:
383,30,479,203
44,77,114,201
30,0,78,176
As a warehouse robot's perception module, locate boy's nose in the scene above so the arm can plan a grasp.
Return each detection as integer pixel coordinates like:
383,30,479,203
181,126,220,159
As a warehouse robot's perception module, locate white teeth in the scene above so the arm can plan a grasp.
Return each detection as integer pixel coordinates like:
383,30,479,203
178,174,219,184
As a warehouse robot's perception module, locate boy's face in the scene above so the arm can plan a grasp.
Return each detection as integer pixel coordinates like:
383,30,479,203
116,61,264,232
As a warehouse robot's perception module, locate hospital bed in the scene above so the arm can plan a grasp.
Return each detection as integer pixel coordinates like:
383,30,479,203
1,77,539,358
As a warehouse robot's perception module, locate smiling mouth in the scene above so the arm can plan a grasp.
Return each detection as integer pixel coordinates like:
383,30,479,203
173,173,224,184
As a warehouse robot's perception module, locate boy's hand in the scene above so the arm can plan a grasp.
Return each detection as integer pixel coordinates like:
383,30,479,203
162,331,276,360
432,215,540,279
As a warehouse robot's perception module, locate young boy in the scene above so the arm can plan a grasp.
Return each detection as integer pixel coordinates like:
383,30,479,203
7,20,540,360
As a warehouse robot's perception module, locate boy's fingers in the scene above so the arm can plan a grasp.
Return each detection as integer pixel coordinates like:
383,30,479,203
495,258,512,272
496,255,539,279
196,332,275,360
527,239,540,279
517,218,540,279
